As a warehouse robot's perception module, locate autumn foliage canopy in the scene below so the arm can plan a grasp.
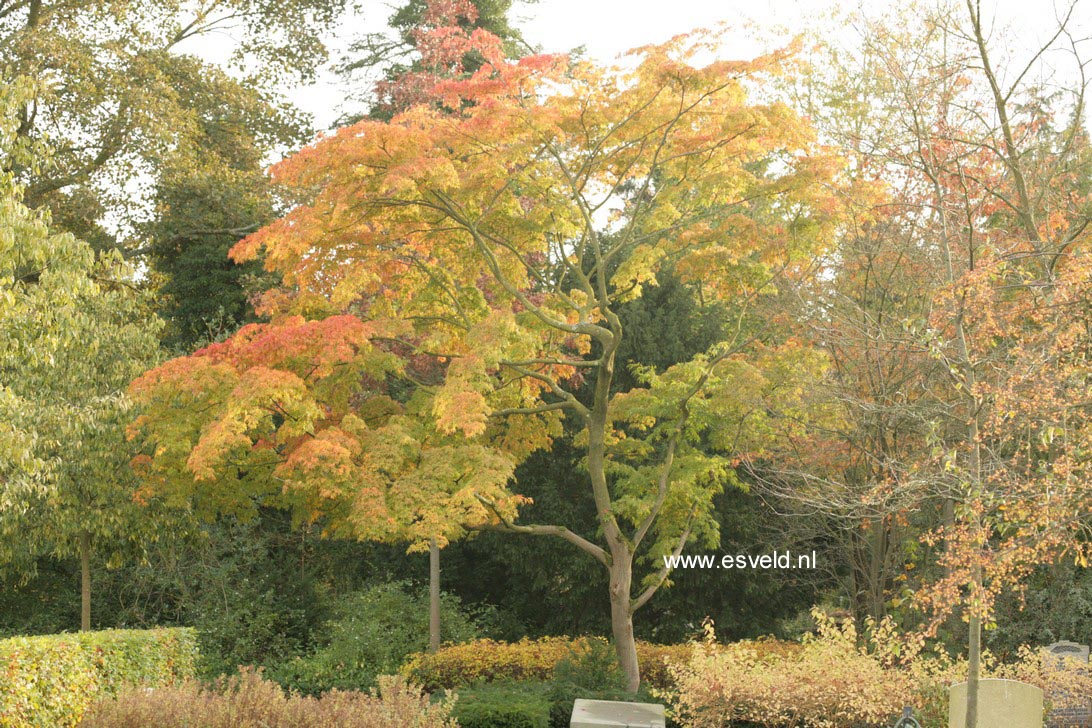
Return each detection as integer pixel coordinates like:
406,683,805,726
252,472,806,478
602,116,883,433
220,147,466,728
129,30,841,577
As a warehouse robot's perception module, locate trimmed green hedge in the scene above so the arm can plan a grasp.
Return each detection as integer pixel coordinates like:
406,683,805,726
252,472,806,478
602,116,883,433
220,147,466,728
0,627,197,728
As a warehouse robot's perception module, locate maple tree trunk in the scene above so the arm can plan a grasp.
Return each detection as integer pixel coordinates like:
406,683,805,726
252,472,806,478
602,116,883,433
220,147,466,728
429,537,440,653
608,549,640,692
589,335,642,692
79,530,91,632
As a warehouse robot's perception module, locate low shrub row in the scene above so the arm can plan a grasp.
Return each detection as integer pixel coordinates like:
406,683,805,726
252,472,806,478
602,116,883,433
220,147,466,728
401,635,799,692
0,628,196,728
86,671,606,728
80,669,455,727
402,636,572,690
448,640,666,728
671,622,909,727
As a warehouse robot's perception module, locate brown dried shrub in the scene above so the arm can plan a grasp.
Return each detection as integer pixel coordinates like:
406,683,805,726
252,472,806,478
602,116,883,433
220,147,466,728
78,667,456,728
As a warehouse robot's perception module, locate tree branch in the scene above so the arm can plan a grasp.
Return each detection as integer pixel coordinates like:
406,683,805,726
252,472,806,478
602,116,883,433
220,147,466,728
632,512,695,612
472,493,609,566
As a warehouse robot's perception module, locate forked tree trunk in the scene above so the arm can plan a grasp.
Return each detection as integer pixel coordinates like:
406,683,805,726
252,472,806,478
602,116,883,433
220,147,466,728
79,530,91,632
429,537,441,653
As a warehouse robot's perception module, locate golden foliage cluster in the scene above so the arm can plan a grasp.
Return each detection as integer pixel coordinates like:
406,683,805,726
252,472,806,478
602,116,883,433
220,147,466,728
668,611,1092,728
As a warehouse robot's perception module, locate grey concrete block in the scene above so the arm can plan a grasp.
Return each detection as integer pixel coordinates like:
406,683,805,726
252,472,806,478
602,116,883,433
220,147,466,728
569,698,666,728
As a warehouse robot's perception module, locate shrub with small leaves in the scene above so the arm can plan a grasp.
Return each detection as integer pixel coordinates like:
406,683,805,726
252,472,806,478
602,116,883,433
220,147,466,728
451,681,551,728
668,615,915,728
668,610,1092,728
546,639,644,728
0,628,196,728
0,636,98,728
402,637,574,690
74,629,198,696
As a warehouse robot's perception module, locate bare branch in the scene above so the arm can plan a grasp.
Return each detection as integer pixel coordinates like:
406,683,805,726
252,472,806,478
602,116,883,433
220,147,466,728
472,494,609,566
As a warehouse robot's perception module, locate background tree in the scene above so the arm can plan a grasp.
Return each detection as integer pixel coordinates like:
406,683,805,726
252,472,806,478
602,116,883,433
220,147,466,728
779,4,1092,725
0,0,350,253
367,0,538,652
0,74,170,631
339,0,535,121
142,59,291,350
881,6,1090,725
752,17,953,629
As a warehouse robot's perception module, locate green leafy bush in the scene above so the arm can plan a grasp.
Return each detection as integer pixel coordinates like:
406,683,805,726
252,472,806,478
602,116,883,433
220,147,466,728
0,628,196,728
80,668,456,727
177,514,331,678
270,581,490,694
546,639,660,728
551,638,627,690
450,681,551,728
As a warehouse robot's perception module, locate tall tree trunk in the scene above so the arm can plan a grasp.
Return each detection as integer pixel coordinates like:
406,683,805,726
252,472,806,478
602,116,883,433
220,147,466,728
79,530,91,632
608,548,640,692
429,537,441,653
965,611,981,728
929,89,985,726
867,519,887,621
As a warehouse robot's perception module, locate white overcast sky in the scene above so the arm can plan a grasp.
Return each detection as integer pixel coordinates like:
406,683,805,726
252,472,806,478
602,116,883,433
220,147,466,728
183,0,1091,133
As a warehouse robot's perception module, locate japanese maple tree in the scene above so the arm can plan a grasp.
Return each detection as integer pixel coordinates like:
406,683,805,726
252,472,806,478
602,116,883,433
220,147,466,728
129,31,841,689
